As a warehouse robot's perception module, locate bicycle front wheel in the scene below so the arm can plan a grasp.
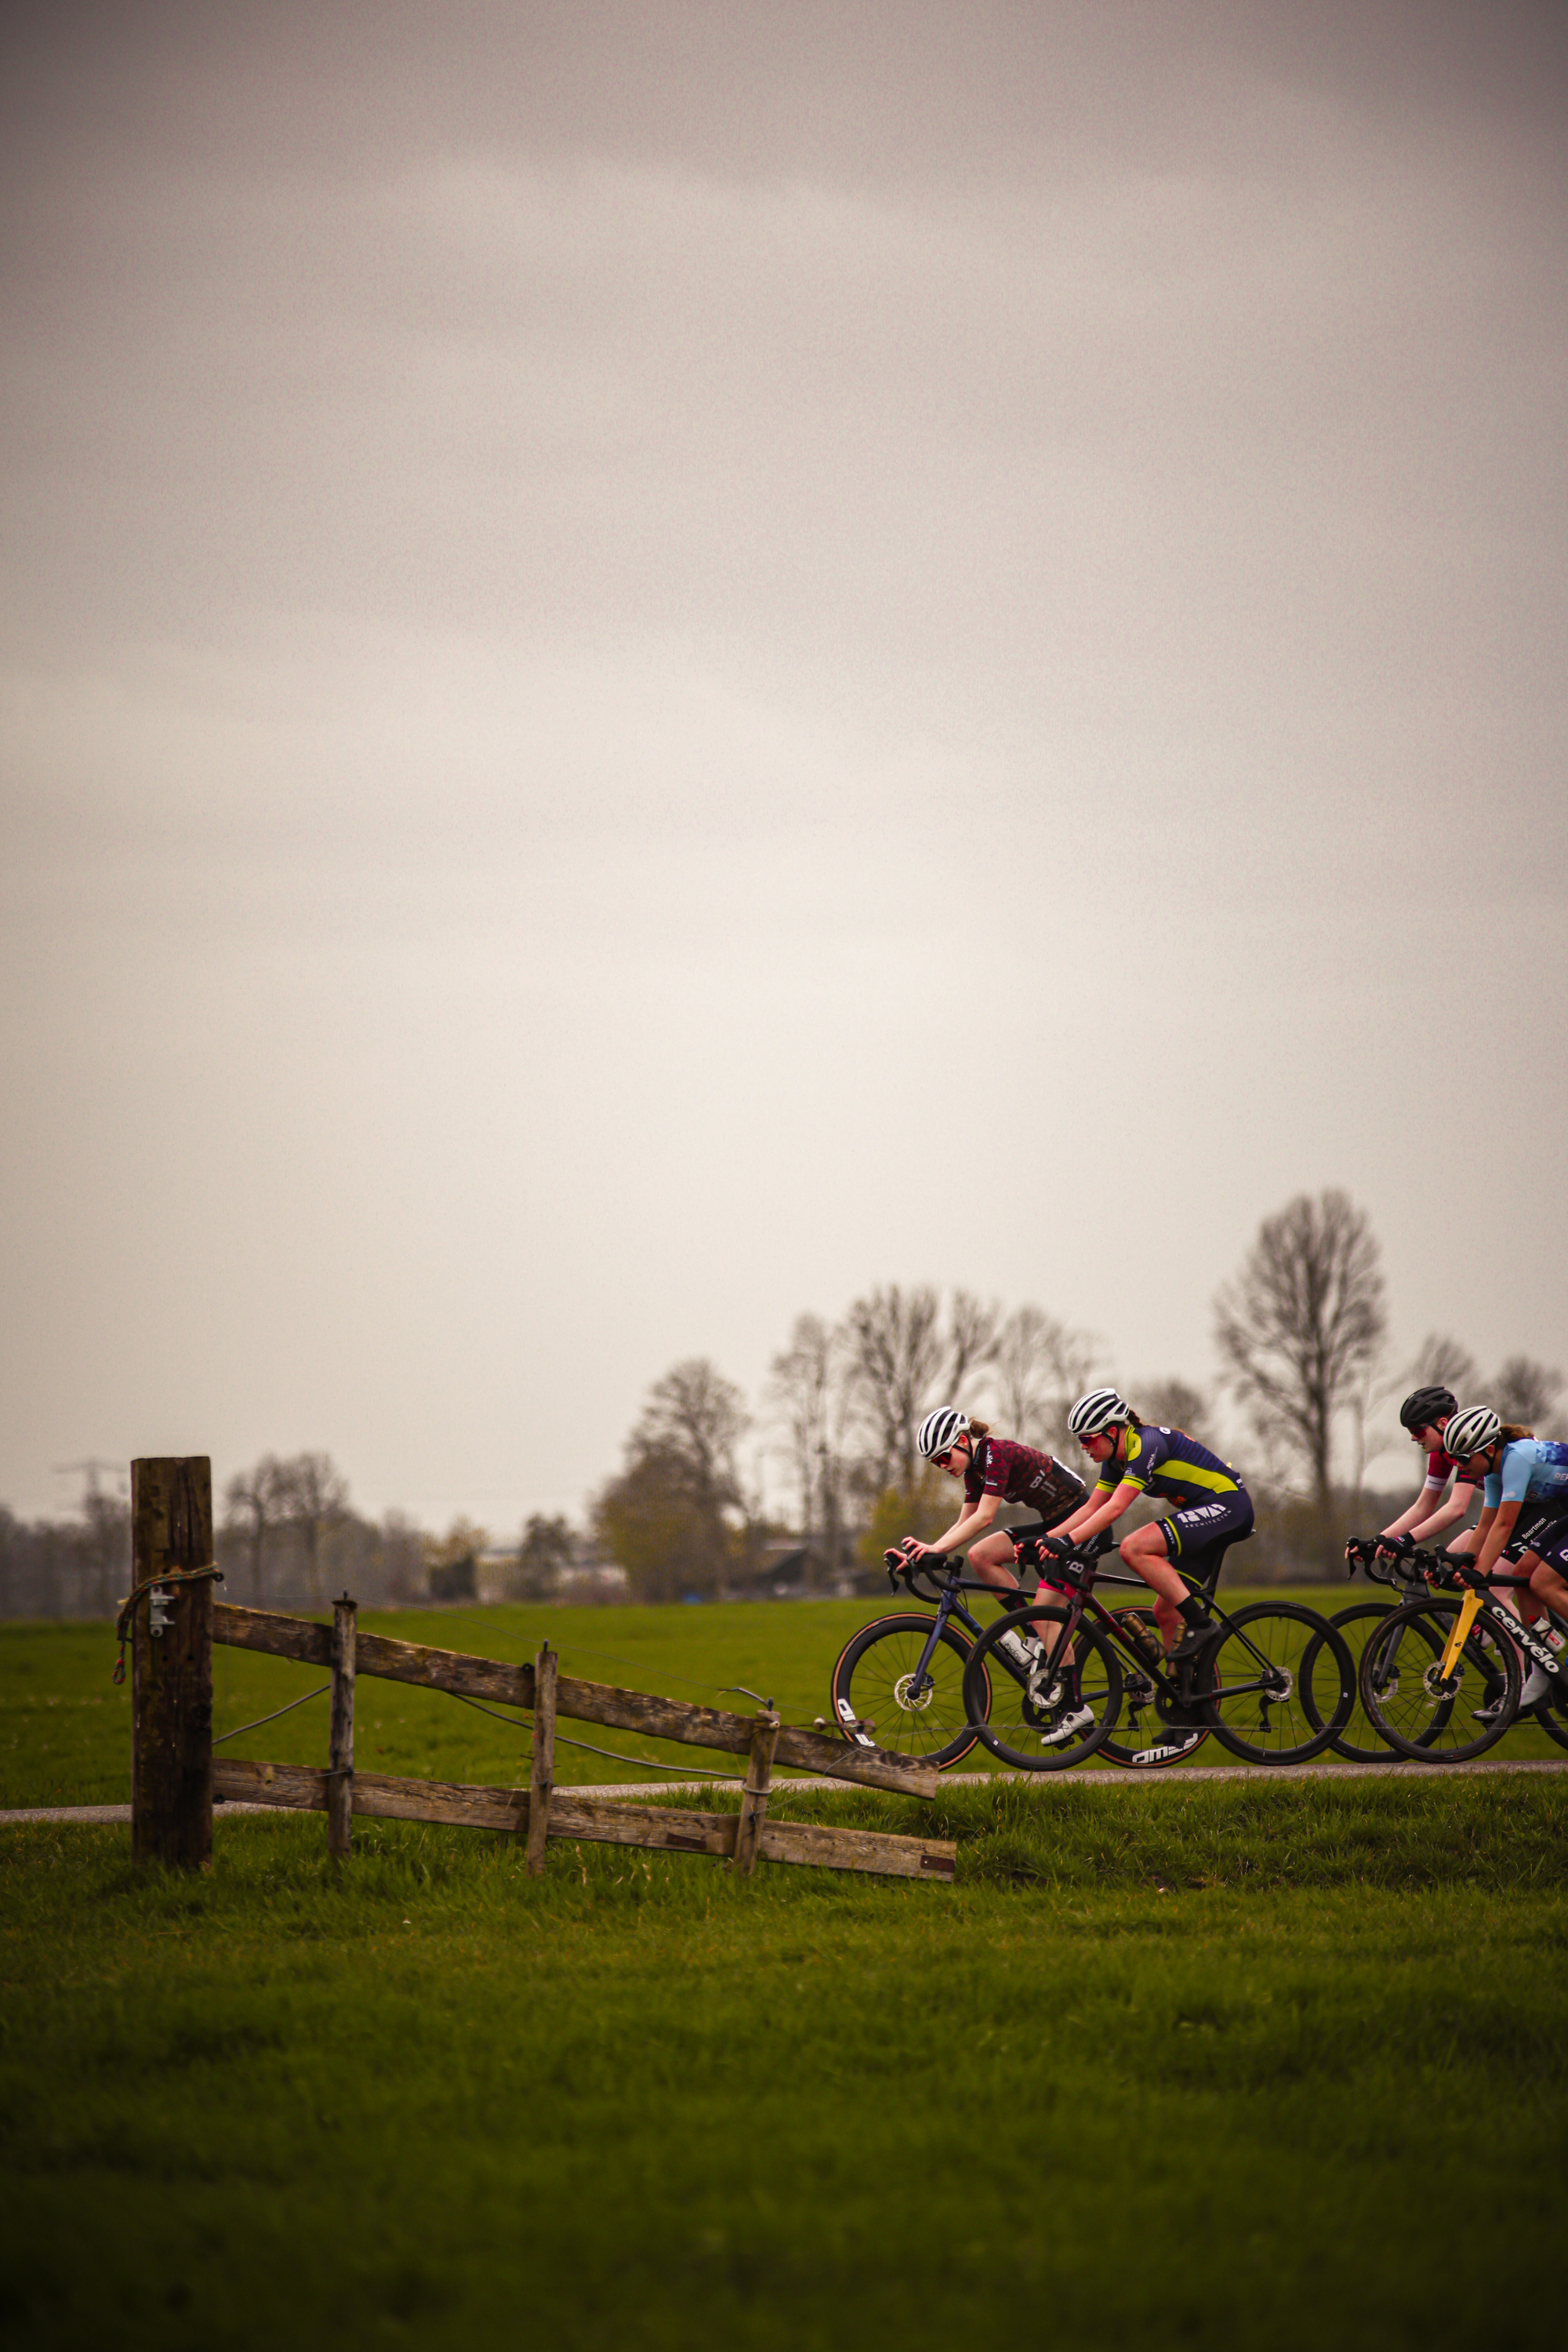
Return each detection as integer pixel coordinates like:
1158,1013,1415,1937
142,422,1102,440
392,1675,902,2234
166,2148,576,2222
1358,1599,1519,1762
829,1613,985,1769
1204,1603,1354,1765
963,1604,1122,1772
1307,1601,1416,1763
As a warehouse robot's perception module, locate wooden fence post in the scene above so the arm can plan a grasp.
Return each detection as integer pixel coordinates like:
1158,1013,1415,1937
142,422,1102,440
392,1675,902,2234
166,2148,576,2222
525,1642,557,1876
731,1708,780,1878
130,1457,215,1869
328,1594,358,1860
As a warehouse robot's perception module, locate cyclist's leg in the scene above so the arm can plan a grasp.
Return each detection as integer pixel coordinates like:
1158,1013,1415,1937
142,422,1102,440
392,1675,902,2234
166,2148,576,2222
1116,1522,1188,1646
966,1528,1026,1592
1121,1496,1254,1650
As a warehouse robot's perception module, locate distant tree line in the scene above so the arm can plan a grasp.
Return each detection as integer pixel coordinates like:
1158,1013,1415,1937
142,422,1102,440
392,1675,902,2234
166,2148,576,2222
592,1190,1566,1596
5,1188,1563,1616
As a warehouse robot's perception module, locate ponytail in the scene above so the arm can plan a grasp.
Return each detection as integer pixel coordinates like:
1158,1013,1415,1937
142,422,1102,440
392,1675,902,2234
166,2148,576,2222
1499,1423,1536,1445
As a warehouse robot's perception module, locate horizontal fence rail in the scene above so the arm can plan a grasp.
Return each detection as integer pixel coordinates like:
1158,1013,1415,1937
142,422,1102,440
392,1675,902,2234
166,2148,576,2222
190,1591,953,1883
212,1601,939,1799
211,1758,955,1880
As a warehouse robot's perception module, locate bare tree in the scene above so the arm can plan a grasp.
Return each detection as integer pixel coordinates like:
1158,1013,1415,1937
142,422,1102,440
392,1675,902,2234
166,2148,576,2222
767,1313,857,1584
223,1455,288,1603
1214,1189,1388,1520
593,1359,750,1602
946,1290,1001,1402
991,1305,1098,1453
274,1453,350,1604
1140,1378,1210,1436
1494,1356,1566,1429
841,1285,945,1494
1405,1333,1481,1398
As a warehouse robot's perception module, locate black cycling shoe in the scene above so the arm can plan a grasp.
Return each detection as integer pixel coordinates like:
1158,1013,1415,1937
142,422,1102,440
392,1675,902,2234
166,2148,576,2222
1168,1618,1214,1665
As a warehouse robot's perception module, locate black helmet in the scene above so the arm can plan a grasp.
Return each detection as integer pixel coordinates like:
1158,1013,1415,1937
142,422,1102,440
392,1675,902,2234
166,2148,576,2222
1399,1385,1457,1432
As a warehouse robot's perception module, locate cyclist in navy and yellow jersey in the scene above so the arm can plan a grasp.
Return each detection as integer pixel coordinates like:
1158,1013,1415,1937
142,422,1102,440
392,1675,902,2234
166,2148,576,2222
1044,1388,1254,1659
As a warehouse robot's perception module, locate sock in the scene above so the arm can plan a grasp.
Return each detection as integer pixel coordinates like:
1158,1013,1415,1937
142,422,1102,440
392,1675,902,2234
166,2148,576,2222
1178,1595,1209,1630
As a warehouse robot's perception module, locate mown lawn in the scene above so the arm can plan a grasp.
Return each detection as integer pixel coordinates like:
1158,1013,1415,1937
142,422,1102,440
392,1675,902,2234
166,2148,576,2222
2,1775,1566,2349
5,1587,1568,1809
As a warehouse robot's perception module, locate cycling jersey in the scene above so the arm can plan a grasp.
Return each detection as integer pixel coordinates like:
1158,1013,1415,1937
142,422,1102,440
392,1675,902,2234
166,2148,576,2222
1483,1439,1568,1512
1092,1425,1247,1513
964,1437,1084,1519
1422,1445,1479,1492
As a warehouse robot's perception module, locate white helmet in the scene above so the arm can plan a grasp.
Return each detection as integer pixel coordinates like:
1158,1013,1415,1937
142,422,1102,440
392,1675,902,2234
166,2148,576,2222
1067,1388,1131,1439
916,1407,971,1459
1443,1405,1501,1459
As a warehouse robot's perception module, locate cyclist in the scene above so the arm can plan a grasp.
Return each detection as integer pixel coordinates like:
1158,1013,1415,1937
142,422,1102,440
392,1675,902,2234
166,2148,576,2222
902,1408,1087,1596
1362,1385,1481,1559
1045,1388,1254,1660
1439,1406,1568,1715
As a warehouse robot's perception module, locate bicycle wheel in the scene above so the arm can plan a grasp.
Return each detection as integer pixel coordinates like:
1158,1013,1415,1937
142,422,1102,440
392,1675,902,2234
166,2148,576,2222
962,1604,1122,1772
1305,1602,1417,1763
1097,1606,1211,1769
1357,1599,1520,1762
1203,1602,1355,1765
829,1613,985,1769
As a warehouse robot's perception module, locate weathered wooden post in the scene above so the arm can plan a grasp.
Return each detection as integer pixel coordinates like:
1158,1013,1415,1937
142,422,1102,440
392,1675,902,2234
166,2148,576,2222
130,1457,215,1869
327,1593,358,1860
525,1642,557,1876
731,1707,780,1878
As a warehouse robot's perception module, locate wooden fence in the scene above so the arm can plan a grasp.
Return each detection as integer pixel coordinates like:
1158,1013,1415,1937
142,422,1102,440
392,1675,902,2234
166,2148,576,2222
128,1457,955,1885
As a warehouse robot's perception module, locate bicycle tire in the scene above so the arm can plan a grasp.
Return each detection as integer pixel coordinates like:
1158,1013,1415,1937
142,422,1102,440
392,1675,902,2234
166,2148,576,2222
962,1604,1122,1772
1203,1602,1355,1765
1306,1601,1417,1763
829,1613,986,1770
1097,1606,1211,1769
1356,1598,1520,1762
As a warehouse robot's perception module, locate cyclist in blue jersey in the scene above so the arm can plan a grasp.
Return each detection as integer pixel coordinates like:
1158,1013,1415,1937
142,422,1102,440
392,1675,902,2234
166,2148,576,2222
1441,1406,1568,1715
1045,1389,1254,1660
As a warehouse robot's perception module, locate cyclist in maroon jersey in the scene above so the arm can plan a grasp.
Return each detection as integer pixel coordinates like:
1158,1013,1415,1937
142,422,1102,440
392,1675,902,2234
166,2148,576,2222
898,1407,1087,1597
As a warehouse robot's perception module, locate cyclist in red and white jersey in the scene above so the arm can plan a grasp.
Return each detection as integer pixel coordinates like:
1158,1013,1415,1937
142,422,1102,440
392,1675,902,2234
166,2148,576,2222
1363,1384,1481,1559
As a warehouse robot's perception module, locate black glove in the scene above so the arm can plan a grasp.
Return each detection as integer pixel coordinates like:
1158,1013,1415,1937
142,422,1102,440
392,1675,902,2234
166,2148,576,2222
1013,1534,1044,1568
1375,1532,1414,1560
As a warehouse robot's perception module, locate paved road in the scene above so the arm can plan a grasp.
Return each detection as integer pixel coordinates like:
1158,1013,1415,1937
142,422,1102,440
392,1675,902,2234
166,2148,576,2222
5,1752,1567,1825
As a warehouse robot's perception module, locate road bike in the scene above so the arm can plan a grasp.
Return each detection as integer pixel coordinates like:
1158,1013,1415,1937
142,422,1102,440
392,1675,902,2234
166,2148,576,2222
830,1544,1210,1770
928,1526,1352,1769
1353,1544,1568,1763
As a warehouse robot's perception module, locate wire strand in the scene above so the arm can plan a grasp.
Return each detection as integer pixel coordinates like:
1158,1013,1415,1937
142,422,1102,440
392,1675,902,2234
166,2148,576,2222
212,1683,331,1745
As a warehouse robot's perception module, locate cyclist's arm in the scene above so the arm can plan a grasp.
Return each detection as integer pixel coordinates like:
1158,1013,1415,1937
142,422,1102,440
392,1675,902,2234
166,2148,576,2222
1469,1497,1522,1582
916,1491,1001,1555
1054,1479,1142,1545
1446,1501,1494,1559
1408,1486,1476,1544
1381,1481,1446,1541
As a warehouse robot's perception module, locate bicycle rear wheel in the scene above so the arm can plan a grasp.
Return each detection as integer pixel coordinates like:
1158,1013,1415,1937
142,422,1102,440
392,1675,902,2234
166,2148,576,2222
1204,1603,1354,1764
1097,1606,1210,1769
828,1613,985,1769
1358,1599,1519,1762
963,1605,1122,1772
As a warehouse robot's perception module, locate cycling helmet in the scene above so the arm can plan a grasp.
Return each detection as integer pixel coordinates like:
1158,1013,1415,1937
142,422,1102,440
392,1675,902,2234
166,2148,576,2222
1442,1405,1501,1460
1399,1385,1457,1432
1067,1388,1132,1439
916,1407,971,1460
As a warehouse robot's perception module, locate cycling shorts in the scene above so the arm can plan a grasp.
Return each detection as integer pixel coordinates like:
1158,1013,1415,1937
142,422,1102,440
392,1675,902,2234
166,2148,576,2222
1504,1501,1568,1563
1515,1512,1568,1573
1154,1490,1255,1581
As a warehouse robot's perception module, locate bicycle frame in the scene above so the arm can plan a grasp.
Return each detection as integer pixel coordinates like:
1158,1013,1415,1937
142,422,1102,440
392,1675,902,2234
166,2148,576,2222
1348,1541,1567,1696
892,1545,1287,1724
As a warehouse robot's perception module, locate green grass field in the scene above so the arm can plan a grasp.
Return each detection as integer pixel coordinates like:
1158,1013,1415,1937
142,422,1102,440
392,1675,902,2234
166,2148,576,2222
3,1602,1566,2348
4,1588,1566,1810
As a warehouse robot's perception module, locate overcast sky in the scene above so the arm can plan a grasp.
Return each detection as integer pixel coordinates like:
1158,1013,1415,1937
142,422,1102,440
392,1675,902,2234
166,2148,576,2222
2,0,1565,1536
